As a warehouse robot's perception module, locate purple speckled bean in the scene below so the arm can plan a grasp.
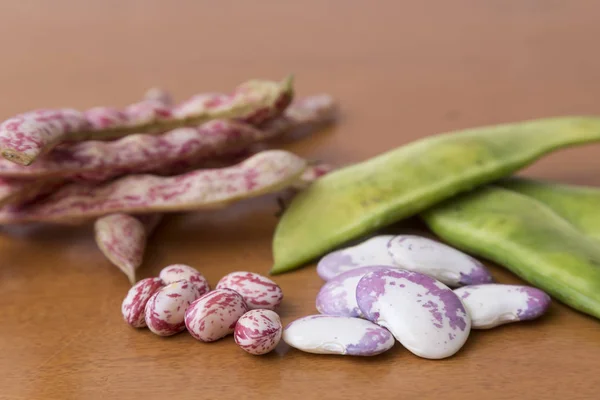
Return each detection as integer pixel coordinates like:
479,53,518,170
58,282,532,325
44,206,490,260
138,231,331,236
356,269,471,359
386,235,493,287
159,264,210,297
453,284,551,329
316,235,396,281
144,280,202,336
282,315,395,356
315,266,393,317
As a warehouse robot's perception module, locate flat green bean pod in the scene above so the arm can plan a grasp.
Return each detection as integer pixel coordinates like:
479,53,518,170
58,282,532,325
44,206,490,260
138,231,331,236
271,117,600,274
501,177,600,241
422,186,600,320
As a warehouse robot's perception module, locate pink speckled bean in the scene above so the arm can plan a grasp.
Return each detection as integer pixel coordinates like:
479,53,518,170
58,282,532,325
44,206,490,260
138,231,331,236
121,277,165,328
0,76,293,166
159,264,210,296
144,280,202,336
0,95,335,181
0,150,307,224
216,271,283,310
234,309,282,355
95,213,162,284
185,288,248,342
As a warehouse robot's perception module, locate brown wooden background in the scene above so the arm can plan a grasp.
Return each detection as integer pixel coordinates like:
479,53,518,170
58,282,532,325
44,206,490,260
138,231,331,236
1,1,599,399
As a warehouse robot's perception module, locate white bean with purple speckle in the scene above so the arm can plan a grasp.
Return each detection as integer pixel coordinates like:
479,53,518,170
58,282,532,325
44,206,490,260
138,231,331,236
283,315,395,356
356,269,471,359
454,284,551,329
144,280,201,336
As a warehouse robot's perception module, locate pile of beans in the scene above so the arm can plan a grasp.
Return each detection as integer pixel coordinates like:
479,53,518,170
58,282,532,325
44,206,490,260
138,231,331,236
121,265,284,355
283,235,551,359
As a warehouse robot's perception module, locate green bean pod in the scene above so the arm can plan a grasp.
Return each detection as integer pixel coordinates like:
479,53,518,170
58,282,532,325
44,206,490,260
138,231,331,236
422,186,600,320
271,117,600,274
501,177,600,241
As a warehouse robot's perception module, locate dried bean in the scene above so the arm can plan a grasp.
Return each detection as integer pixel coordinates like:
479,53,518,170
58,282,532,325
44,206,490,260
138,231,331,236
454,284,551,329
272,117,600,274
356,269,471,359
216,271,283,310
94,213,162,284
422,186,600,320
144,280,202,336
121,277,164,328
0,76,293,165
159,264,210,296
282,315,395,356
0,150,306,223
185,289,248,342
234,309,282,355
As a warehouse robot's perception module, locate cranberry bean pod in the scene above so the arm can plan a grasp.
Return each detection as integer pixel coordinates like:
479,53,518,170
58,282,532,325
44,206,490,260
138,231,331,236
234,309,282,355
94,213,162,284
159,264,210,296
185,289,248,342
216,271,283,310
0,76,293,166
0,150,307,223
121,277,165,328
144,280,201,336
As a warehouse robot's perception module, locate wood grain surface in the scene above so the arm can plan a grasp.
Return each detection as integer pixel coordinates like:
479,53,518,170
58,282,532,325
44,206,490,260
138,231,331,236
1,1,600,399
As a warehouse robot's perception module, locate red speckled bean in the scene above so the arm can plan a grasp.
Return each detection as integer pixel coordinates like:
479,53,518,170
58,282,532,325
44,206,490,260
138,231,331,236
121,277,164,328
216,271,283,310
159,264,210,296
0,150,306,224
0,178,64,207
0,95,335,181
95,213,162,284
0,77,292,166
234,309,282,355
144,280,202,336
185,288,248,342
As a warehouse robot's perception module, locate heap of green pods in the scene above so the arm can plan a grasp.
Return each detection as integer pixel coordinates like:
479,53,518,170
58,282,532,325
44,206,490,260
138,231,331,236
422,186,600,320
271,116,600,274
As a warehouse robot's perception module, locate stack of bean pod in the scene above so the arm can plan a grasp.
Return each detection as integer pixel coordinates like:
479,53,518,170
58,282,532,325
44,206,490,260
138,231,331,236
284,235,551,358
122,264,285,355
0,75,337,283
271,117,600,322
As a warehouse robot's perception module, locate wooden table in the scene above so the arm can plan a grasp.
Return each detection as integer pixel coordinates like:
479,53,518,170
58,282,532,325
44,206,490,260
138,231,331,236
1,1,599,399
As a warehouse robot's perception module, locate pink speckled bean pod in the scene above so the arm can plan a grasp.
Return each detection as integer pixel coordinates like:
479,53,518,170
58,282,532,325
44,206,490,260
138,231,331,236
0,94,335,181
234,309,283,355
159,264,210,296
121,277,165,328
94,213,163,285
0,76,293,166
216,271,283,310
0,178,64,207
144,280,202,336
185,288,248,342
0,150,307,224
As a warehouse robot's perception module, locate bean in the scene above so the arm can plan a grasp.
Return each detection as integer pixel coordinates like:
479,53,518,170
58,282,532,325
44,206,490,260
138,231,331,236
282,315,395,356
216,271,283,310
0,150,306,223
234,309,282,355
454,284,551,329
159,264,210,296
0,95,335,181
271,117,600,274
144,280,202,336
356,269,470,359
185,288,248,342
94,213,162,285
315,265,393,317
501,177,600,241
422,186,600,320
0,178,63,207
121,277,165,328
0,76,293,166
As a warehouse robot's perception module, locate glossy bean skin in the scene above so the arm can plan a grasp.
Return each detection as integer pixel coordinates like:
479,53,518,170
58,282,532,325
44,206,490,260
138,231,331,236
271,117,600,274
501,177,600,241
454,284,551,329
422,186,600,320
